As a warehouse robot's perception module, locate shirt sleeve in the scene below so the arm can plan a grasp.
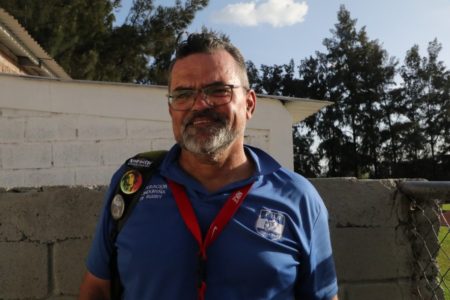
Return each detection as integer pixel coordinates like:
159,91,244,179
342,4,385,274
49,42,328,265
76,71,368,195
296,191,338,299
86,165,126,280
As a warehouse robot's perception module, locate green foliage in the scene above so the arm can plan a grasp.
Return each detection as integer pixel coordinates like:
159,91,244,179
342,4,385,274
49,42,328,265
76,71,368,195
312,6,398,178
393,39,450,179
0,0,209,83
247,5,450,179
293,125,321,177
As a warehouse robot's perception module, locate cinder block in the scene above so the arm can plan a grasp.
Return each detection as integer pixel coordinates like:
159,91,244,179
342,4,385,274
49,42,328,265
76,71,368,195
24,168,76,187
0,108,52,117
0,242,48,299
53,142,100,167
335,284,347,300
310,178,402,227
2,143,52,169
25,115,77,141
100,140,152,165
77,116,126,140
127,119,172,139
25,116,59,141
0,187,106,242
345,282,413,300
53,239,92,295
0,169,25,189
0,188,25,241
75,166,118,186
151,138,176,150
331,228,413,281
0,118,25,142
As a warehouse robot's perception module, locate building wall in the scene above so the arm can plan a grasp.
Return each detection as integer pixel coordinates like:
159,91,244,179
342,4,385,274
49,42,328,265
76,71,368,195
0,74,294,188
0,178,426,300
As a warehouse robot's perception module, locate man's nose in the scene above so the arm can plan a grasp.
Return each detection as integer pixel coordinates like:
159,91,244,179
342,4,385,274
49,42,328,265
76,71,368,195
191,91,212,110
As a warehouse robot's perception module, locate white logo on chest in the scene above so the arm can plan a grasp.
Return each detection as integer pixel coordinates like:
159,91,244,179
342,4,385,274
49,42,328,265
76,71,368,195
140,184,168,200
255,208,285,241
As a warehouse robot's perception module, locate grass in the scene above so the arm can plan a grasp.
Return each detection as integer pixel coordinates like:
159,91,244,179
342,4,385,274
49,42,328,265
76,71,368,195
443,204,450,211
438,226,450,299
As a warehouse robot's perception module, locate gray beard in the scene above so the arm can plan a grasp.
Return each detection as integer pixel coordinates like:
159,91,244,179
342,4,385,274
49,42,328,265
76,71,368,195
180,123,237,155
178,109,239,156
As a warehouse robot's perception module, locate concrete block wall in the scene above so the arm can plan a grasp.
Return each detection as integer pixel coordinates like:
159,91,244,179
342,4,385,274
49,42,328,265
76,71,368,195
0,74,296,188
311,179,417,300
0,178,431,300
0,186,106,299
0,108,174,187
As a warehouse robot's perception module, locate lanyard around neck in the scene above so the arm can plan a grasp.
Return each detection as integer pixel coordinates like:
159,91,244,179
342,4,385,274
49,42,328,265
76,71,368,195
167,179,253,300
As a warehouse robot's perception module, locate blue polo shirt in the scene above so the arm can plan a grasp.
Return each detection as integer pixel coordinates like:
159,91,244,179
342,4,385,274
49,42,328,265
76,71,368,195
86,145,338,299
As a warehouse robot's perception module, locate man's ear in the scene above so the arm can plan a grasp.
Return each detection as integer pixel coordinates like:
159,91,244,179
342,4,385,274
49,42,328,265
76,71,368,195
246,89,257,119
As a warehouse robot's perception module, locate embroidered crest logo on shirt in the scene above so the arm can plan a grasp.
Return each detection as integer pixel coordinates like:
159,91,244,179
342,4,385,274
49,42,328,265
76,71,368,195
255,208,285,241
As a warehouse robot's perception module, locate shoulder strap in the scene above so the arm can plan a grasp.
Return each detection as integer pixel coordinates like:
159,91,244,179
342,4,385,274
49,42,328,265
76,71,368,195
115,150,168,232
109,150,168,300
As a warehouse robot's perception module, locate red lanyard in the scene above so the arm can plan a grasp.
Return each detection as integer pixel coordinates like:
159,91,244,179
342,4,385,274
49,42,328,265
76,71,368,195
167,179,253,300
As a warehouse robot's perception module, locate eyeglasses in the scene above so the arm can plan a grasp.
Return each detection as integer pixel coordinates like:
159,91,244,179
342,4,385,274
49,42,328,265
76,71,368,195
168,84,245,111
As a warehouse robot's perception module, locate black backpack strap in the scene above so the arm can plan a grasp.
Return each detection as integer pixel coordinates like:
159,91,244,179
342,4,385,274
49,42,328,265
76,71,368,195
109,150,168,300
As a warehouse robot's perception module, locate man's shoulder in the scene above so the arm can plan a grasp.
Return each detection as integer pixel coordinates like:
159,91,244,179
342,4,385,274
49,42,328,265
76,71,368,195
245,145,316,191
244,145,281,175
276,165,313,184
272,166,320,196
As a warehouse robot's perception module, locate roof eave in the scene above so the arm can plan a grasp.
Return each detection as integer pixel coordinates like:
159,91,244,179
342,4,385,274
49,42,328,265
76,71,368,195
257,94,332,123
0,8,71,80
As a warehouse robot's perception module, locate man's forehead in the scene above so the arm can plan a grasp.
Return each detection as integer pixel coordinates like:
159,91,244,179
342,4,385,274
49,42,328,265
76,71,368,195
172,50,237,71
170,50,241,89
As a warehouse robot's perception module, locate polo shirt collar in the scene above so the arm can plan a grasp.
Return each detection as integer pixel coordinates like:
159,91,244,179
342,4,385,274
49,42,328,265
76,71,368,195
159,144,281,193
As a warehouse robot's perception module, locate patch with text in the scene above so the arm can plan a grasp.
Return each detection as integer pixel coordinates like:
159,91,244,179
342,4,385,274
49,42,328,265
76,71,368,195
140,183,168,200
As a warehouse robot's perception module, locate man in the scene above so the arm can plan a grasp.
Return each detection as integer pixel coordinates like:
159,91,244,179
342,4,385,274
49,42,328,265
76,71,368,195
79,32,338,300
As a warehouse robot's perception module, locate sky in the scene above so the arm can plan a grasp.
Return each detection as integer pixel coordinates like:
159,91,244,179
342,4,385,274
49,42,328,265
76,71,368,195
114,0,450,69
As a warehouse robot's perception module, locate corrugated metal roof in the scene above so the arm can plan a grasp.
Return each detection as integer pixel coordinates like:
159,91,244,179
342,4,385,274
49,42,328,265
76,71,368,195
0,8,71,79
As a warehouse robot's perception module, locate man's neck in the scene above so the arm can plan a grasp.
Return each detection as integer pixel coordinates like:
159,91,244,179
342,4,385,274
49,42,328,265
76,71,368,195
178,143,254,193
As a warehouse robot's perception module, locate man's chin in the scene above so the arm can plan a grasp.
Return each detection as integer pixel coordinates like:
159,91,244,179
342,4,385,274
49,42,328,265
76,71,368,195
183,140,222,155
179,127,238,156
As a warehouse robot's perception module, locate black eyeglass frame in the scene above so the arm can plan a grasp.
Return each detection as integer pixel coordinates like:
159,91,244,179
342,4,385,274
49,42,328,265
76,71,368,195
167,84,247,111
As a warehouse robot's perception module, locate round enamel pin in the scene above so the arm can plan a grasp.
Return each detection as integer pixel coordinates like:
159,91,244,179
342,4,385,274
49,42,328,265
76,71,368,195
111,194,125,220
120,170,143,195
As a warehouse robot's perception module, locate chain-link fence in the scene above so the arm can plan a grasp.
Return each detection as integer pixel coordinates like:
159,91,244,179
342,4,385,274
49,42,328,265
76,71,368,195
398,181,450,300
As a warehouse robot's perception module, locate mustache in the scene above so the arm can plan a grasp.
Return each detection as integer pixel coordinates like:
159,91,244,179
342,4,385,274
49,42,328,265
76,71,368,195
182,109,227,127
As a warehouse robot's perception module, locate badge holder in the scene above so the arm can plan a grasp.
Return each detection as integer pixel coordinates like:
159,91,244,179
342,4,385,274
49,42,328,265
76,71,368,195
111,169,144,220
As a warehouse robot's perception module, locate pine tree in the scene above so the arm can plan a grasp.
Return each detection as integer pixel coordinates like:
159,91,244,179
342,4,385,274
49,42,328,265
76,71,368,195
304,6,397,177
398,40,450,179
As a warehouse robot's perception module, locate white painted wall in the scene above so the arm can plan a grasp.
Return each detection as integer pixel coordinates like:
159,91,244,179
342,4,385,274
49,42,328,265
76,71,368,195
0,74,294,188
